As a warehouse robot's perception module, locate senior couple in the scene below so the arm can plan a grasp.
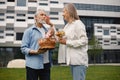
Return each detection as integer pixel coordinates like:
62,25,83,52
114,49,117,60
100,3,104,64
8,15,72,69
21,3,88,80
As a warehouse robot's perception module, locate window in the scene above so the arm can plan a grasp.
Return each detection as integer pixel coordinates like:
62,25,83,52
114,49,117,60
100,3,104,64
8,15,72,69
6,33,14,36
17,14,25,16
0,30,4,33
97,30,102,32
6,48,13,52
0,2,5,4
0,13,4,16
118,41,120,45
16,33,23,40
28,17,34,19
111,31,116,33
7,0,15,2
104,30,109,35
28,11,35,14
111,38,116,40
40,0,48,1
0,19,4,21
50,12,58,15
50,17,58,20
97,26,102,29
74,3,120,12
117,29,120,31
0,36,4,38
17,0,26,6
39,3,48,6
111,42,116,44
7,10,14,13
28,0,37,2
117,33,120,35
6,16,14,19
50,1,58,4
98,42,102,44
98,38,102,40
104,44,110,45
6,27,14,31
16,19,26,21
104,40,109,42
111,26,116,29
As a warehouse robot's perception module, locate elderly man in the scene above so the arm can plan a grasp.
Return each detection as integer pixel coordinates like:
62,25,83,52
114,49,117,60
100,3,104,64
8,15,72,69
21,9,54,80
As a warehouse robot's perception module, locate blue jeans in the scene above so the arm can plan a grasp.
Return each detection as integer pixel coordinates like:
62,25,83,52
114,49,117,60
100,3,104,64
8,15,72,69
70,65,87,80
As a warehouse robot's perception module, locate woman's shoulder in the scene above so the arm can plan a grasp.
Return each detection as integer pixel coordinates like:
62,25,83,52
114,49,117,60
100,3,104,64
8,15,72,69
75,20,85,26
75,20,83,24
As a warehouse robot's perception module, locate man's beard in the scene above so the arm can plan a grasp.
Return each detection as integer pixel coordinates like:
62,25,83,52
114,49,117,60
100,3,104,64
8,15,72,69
39,19,46,24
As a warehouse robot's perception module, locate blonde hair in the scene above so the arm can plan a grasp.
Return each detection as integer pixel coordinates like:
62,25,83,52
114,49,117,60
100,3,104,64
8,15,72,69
64,3,79,20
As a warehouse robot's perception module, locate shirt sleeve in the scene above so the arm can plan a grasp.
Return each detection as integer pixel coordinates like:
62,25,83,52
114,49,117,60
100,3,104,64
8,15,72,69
21,29,31,55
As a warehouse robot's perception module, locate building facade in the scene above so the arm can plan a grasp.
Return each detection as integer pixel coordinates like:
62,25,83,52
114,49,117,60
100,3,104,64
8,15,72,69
60,0,120,63
0,0,120,67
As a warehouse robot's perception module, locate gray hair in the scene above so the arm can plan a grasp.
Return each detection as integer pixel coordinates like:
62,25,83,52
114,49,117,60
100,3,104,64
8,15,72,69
35,9,45,16
64,3,79,20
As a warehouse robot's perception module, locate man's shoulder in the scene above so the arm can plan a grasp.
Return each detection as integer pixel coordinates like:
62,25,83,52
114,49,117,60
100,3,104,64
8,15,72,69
25,25,35,32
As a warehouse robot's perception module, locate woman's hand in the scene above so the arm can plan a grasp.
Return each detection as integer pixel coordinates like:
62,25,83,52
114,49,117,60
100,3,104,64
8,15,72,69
45,16,53,27
58,38,66,45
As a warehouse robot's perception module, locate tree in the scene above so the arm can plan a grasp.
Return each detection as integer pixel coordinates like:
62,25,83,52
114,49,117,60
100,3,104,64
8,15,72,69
52,42,59,65
88,35,103,64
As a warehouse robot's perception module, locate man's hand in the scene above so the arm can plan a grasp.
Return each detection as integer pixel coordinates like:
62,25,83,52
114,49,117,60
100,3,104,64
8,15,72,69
37,48,48,54
29,50,39,54
29,49,47,55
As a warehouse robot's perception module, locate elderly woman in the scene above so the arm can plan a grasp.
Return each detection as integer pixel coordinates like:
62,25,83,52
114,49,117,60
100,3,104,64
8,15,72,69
58,3,88,80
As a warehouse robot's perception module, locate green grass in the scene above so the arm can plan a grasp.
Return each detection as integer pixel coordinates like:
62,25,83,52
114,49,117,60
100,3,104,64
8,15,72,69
0,65,120,80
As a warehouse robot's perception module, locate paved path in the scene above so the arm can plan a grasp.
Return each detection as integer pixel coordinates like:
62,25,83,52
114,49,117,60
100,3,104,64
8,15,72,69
89,63,120,66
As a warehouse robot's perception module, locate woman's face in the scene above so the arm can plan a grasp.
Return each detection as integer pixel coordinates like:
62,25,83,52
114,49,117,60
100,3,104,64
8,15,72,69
62,8,70,22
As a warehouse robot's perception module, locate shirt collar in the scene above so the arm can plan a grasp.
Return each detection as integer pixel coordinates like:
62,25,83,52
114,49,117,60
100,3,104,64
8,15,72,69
32,24,48,32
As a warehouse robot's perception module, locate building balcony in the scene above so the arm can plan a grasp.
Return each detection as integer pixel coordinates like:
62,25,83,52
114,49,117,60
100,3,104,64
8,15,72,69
14,22,27,32
102,35,111,39
14,41,21,47
28,2,37,7
0,21,6,27
7,2,15,9
15,6,28,11
0,4,6,9
50,4,63,11
6,19,14,24
28,19,34,25
28,2,37,10
37,6,50,12
103,45,120,49
77,10,120,18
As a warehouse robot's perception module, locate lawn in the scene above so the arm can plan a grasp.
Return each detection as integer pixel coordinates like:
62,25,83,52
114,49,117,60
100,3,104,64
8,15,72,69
0,65,120,80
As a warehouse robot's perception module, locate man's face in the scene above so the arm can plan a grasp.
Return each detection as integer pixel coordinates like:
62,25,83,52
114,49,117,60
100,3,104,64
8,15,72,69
35,11,46,24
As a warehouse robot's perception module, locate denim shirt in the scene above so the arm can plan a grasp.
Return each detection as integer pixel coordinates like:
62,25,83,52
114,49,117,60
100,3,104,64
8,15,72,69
21,24,50,69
